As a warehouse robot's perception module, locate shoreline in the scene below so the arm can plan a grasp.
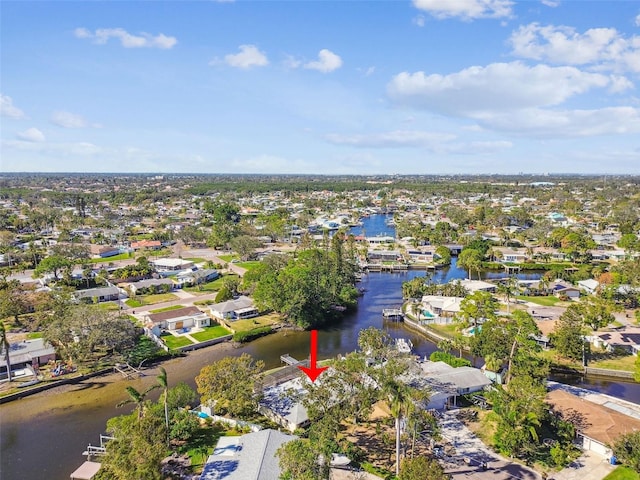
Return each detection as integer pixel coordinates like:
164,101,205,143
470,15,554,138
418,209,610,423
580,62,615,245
0,340,238,405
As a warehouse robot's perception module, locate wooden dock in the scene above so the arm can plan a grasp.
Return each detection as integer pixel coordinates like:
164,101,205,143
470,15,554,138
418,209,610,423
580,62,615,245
113,363,142,378
280,354,302,366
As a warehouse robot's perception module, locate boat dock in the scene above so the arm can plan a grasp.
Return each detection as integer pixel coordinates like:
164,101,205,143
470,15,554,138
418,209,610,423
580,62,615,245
113,363,143,379
280,354,304,366
382,308,404,320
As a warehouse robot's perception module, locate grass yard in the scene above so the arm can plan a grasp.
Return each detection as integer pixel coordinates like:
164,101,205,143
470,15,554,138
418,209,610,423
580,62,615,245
184,257,208,264
217,254,234,262
229,313,281,333
589,352,636,372
26,332,43,339
86,252,133,263
181,425,225,473
184,273,239,294
143,293,180,305
96,302,121,311
236,261,261,270
161,334,194,350
604,467,640,480
191,325,232,342
517,295,561,306
125,293,179,307
149,304,186,314
426,322,460,338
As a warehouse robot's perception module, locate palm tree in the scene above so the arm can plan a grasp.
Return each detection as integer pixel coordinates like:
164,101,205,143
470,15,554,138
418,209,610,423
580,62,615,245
116,384,158,419
0,321,12,382
157,367,170,444
385,380,414,477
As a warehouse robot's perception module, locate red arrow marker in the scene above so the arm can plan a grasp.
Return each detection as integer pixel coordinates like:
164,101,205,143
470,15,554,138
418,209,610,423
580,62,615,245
298,330,328,383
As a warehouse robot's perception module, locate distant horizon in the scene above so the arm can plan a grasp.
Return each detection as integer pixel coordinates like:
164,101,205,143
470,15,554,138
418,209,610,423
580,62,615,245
1,171,637,178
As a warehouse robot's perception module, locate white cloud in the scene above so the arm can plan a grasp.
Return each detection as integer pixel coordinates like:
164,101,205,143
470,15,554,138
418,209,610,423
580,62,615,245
283,54,302,69
325,130,456,148
509,23,640,73
412,0,513,20
304,49,343,73
16,128,45,143
223,45,269,69
635,13,640,27
388,62,611,116
1,95,26,119
477,106,640,137
413,15,426,27
444,140,513,154
74,27,177,49
51,111,88,128
540,0,560,7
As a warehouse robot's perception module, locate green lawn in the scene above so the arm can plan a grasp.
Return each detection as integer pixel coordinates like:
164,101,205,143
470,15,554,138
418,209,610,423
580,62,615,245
149,304,186,314
96,302,121,311
143,293,180,305
26,332,43,339
228,313,281,333
517,295,561,306
184,257,208,264
589,353,636,372
161,334,194,350
125,293,179,307
425,322,460,338
604,467,640,480
191,325,232,342
217,254,234,262
236,261,260,270
86,252,133,263
184,273,239,294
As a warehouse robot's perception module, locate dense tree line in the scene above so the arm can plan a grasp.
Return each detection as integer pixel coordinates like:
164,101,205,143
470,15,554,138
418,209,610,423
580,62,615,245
249,233,359,328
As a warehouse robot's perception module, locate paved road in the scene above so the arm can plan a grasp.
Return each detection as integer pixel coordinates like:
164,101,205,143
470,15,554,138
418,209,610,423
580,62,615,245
438,410,542,480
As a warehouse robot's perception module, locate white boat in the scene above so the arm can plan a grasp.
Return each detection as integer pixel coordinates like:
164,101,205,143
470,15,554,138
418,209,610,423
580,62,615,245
396,338,413,354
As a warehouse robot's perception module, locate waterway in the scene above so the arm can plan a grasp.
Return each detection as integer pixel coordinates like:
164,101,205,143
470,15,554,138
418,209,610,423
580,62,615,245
0,215,636,480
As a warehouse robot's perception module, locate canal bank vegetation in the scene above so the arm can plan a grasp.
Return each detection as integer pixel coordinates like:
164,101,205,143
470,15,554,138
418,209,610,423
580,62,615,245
246,232,360,329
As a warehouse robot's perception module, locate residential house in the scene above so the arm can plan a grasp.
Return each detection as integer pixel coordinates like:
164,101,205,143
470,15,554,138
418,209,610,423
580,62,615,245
402,361,492,410
589,327,640,355
74,286,121,303
494,247,528,263
89,244,121,258
130,239,161,250
577,279,600,295
546,387,640,457
210,296,259,321
124,278,174,295
144,306,210,335
151,258,195,273
200,429,296,480
458,279,497,293
551,280,581,299
420,295,463,319
258,376,310,432
367,250,402,262
175,268,219,287
0,338,56,380
406,248,436,263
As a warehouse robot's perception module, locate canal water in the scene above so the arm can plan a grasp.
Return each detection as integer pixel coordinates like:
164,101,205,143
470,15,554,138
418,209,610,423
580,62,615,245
0,216,636,480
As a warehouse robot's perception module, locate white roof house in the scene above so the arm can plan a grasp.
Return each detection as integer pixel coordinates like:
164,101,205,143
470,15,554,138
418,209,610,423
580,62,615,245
200,429,296,480
577,279,600,295
151,258,195,271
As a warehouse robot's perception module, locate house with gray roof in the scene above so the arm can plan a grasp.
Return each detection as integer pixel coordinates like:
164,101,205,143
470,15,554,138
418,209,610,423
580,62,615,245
210,295,258,321
74,286,121,303
144,306,210,335
200,429,296,480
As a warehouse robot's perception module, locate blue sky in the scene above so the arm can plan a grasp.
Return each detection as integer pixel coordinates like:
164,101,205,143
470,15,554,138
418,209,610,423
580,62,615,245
1,0,639,175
